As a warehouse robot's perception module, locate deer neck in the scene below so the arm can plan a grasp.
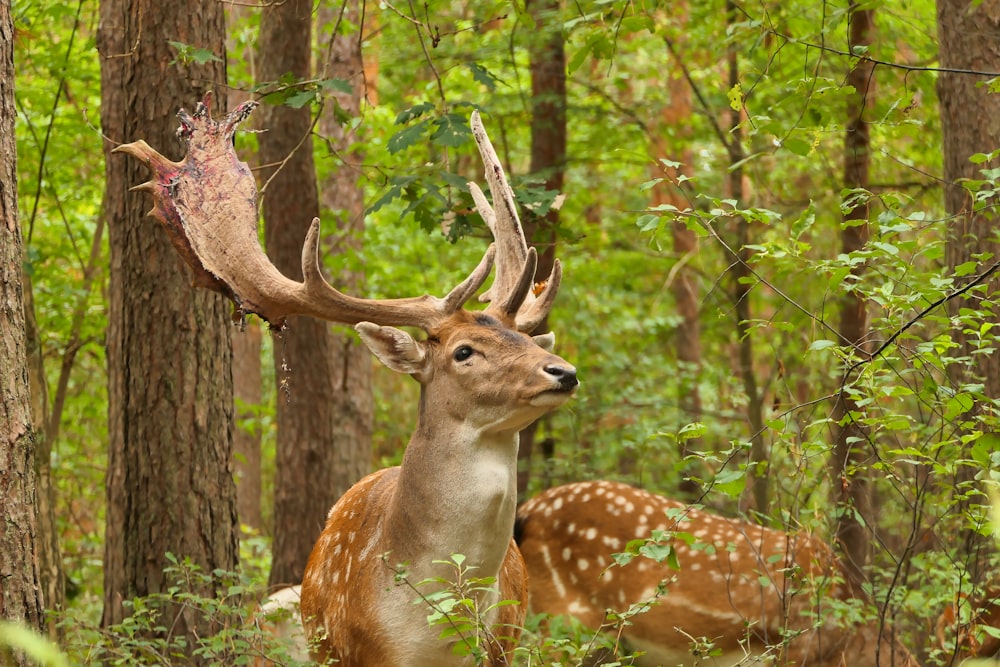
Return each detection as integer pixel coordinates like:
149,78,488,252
387,395,520,579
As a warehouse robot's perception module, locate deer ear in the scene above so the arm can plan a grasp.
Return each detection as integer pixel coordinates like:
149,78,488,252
356,322,429,376
532,332,556,352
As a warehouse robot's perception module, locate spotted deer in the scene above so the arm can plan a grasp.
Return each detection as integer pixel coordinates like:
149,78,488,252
515,481,922,667
115,98,578,666
936,586,1000,661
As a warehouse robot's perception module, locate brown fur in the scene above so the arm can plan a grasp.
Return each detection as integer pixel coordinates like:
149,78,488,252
300,468,530,666
516,481,921,667
936,587,1000,661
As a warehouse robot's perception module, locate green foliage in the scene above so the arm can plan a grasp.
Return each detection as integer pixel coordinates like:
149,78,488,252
391,554,520,663
167,41,222,66
0,622,70,667
57,553,310,666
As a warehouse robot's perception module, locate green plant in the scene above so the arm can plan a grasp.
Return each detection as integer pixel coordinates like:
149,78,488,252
57,555,311,666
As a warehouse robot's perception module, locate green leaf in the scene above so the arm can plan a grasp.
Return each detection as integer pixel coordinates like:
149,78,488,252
168,40,222,66
395,102,434,124
954,260,979,277
467,62,499,91
620,15,655,34
387,120,428,154
809,339,837,351
944,393,974,421
636,214,660,232
284,90,316,109
712,468,746,497
430,114,471,148
638,542,676,566
319,77,353,94
568,40,595,75
728,83,743,111
783,137,812,156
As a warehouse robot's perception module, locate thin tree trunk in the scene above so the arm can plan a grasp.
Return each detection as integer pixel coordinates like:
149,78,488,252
724,0,767,515
655,2,702,491
25,206,105,636
98,0,238,657
830,3,876,588
232,323,263,532
520,0,566,498
257,0,343,588
936,0,1000,586
22,275,65,637
316,0,373,501
0,0,46,646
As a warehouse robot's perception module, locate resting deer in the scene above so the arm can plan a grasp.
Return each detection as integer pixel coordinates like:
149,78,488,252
515,481,922,667
114,97,577,666
936,586,1000,662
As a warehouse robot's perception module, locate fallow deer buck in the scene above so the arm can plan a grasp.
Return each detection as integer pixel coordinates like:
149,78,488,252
114,96,578,666
515,481,922,667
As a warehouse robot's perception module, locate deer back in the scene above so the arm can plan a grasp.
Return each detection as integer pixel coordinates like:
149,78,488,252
515,481,921,667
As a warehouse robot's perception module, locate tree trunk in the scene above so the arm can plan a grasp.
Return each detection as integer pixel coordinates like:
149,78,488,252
232,323,263,532
316,0,374,501
520,0,566,498
98,0,238,656
22,275,65,637
0,0,46,647
830,3,876,588
936,0,1000,586
723,0,767,515
225,5,264,534
258,0,344,588
656,3,703,494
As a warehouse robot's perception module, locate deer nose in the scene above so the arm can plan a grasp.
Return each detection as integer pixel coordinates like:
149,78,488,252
544,364,578,391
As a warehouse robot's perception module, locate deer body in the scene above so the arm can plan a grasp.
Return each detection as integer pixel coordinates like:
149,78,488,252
302,313,574,666
516,481,920,667
114,100,575,666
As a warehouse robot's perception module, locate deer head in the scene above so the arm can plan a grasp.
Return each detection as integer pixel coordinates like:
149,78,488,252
515,481,922,667
115,96,577,666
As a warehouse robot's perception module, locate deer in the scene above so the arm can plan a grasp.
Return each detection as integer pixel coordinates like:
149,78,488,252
515,480,923,667
114,96,578,666
936,586,1000,662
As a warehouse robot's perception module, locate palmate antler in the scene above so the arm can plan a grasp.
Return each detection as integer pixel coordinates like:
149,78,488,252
114,94,560,332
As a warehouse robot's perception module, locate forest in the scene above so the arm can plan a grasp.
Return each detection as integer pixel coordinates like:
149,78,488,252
2,0,1000,665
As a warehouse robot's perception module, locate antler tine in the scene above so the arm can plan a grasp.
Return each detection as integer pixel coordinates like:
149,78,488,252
469,110,562,332
497,247,538,319
115,96,492,332
298,218,493,325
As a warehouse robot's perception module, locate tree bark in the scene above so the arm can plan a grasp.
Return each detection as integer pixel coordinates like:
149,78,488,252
656,3,703,492
520,0,566,498
317,0,374,503
22,275,65,637
258,0,345,588
830,3,876,588
232,323,263,532
723,0,767,516
936,0,1000,586
225,5,264,534
98,0,238,656
0,0,46,646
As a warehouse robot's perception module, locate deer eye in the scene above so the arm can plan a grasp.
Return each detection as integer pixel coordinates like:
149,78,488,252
453,345,474,362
